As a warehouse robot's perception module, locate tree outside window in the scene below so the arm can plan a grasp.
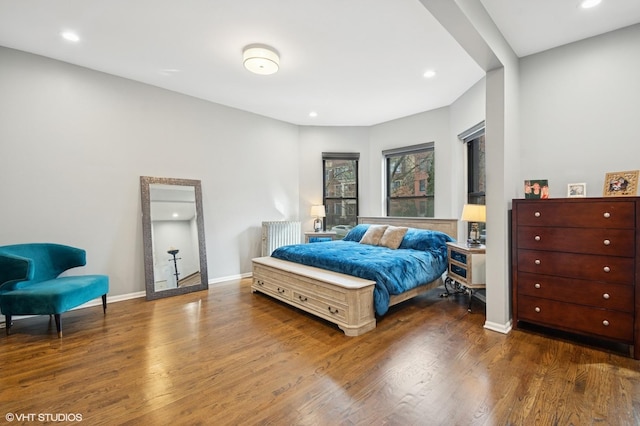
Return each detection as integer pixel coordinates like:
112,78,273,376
323,153,359,238
384,143,434,217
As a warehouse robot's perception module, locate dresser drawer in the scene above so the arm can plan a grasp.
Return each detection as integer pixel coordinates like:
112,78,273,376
517,295,634,342
517,272,634,312
515,201,635,229
516,226,634,257
517,249,634,284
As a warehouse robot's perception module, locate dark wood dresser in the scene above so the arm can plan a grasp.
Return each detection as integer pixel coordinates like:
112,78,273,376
511,197,640,358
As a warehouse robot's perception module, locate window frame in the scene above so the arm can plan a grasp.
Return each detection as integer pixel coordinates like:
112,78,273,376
383,142,435,218
322,152,359,234
459,121,486,240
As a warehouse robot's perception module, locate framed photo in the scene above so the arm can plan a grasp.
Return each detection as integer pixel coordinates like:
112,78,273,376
567,183,586,198
603,170,639,197
524,179,549,199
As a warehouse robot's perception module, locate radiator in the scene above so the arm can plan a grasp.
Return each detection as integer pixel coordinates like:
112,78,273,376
261,221,302,256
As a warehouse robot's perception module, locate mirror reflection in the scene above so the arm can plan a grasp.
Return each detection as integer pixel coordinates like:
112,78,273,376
141,176,208,300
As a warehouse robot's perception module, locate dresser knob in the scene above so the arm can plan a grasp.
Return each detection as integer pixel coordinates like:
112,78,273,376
534,235,541,241
534,283,541,289
535,307,541,313
603,212,611,218
534,259,541,265
603,266,611,273
603,239,611,246
603,293,610,299
603,320,610,326
534,212,541,217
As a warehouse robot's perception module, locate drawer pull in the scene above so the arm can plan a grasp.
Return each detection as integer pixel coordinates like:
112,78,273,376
603,239,611,246
603,266,611,273
534,283,541,289
298,295,308,302
603,212,611,218
328,307,339,315
277,287,286,294
603,320,610,326
534,211,541,217
535,307,541,313
603,293,610,300
534,235,541,241
534,259,541,265
257,281,264,286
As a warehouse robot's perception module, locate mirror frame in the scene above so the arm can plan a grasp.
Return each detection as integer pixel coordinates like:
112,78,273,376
140,176,209,300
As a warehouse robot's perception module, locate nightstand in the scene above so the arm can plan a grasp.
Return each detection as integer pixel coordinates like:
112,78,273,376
304,231,337,243
444,241,486,312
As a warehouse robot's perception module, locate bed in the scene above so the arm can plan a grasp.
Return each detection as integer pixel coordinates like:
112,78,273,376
251,217,457,336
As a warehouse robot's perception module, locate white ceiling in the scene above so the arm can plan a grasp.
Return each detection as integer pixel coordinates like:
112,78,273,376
0,0,638,126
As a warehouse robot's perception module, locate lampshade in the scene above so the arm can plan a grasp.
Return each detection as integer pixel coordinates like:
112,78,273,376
461,204,486,223
243,45,279,75
310,205,326,218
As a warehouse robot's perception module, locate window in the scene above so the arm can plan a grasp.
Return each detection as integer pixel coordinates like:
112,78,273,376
323,153,359,238
460,122,486,241
384,143,434,217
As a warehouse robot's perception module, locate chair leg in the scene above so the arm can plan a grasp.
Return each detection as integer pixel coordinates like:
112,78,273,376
102,294,107,314
54,314,62,338
5,315,11,335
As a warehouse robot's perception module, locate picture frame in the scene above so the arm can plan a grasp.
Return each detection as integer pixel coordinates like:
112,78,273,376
603,170,639,197
567,183,586,198
524,179,549,199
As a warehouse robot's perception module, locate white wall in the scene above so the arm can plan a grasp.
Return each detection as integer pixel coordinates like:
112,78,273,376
449,77,487,238
519,24,640,196
367,107,453,217
0,46,300,297
297,126,370,231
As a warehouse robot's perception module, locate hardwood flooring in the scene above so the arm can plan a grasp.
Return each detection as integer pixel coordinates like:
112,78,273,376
1,278,639,425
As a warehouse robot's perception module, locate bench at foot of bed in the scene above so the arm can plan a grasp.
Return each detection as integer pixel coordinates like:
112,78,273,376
252,256,376,336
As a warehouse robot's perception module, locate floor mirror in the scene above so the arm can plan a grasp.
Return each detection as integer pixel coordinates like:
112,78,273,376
140,176,208,300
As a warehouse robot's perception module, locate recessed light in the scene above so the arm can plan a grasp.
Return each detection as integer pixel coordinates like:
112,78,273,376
172,213,179,218
423,70,436,78
159,69,181,76
580,0,601,9
309,111,318,118
61,31,80,42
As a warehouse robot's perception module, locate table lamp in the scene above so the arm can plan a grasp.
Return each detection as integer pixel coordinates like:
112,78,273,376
461,204,486,247
310,205,326,232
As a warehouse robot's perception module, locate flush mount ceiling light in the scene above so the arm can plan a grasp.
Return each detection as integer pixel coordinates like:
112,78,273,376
243,44,279,75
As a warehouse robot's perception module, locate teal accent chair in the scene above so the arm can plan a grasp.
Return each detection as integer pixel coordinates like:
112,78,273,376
0,243,109,337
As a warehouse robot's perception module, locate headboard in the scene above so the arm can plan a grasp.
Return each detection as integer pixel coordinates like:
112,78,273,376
357,216,458,241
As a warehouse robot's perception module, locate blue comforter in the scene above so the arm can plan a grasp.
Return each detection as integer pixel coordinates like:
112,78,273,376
271,225,453,316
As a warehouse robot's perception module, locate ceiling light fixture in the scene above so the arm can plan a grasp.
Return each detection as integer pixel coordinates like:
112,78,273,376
580,0,601,9
309,111,318,118
243,44,279,75
423,70,436,78
61,31,80,42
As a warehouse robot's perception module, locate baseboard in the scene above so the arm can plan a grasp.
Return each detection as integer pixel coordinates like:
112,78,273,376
484,319,512,334
1,273,260,326
209,272,252,285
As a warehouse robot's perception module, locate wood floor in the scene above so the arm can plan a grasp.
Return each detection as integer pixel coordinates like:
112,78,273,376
1,278,640,425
